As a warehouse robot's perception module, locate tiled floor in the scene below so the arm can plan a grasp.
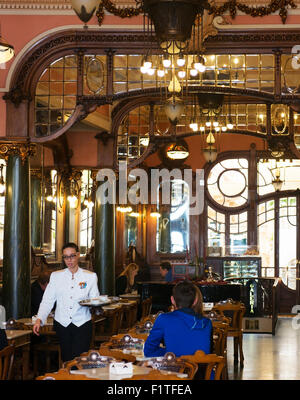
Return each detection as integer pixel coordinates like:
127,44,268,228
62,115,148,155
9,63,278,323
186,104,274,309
227,317,300,380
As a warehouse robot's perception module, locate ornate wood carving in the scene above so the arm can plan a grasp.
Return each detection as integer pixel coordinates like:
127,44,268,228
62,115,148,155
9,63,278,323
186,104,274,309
0,141,36,163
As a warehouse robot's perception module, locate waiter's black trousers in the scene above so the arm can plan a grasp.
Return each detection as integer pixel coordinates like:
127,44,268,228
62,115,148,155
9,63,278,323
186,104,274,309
54,320,92,362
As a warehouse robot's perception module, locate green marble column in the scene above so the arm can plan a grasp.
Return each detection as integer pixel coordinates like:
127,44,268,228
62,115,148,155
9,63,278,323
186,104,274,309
31,173,42,249
94,181,115,296
1,143,35,319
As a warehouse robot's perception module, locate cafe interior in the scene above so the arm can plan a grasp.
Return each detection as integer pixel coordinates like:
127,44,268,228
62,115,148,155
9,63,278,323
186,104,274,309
1,0,300,381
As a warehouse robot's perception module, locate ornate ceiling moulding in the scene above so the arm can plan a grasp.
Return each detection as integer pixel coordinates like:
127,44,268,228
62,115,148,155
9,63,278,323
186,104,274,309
0,140,36,163
0,0,72,10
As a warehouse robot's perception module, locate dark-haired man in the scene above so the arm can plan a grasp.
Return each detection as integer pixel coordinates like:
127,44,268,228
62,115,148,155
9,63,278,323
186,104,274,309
33,242,100,362
144,280,212,357
159,261,173,282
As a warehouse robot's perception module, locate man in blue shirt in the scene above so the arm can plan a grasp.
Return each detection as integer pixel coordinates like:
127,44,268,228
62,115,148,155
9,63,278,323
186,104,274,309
144,280,212,358
159,261,173,282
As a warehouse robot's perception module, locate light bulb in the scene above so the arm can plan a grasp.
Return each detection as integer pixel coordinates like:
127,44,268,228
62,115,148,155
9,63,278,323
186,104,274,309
190,68,198,77
147,68,155,76
213,121,219,127
143,59,152,69
206,121,211,127
215,126,221,132
200,126,205,132
177,69,186,79
227,122,234,130
140,65,147,74
163,56,171,68
222,126,227,132
189,122,198,131
157,69,165,77
177,53,185,67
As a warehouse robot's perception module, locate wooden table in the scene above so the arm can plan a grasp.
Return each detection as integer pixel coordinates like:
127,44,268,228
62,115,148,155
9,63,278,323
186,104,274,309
6,329,31,380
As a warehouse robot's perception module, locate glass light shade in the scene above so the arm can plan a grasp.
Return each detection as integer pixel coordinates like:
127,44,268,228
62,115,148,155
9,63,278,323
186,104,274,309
272,177,283,191
0,40,14,64
168,74,181,93
227,122,234,130
203,146,218,163
166,143,189,160
71,0,99,23
164,96,184,124
157,68,165,77
190,68,198,77
189,122,198,131
177,69,186,79
140,65,148,74
163,56,171,68
143,59,152,69
147,68,155,76
206,132,216,145
177,53,185,67
46,195,54,202
128,212,140,217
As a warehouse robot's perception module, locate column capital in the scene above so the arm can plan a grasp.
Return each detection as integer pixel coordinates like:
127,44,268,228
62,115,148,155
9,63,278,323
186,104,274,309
0,141,36,163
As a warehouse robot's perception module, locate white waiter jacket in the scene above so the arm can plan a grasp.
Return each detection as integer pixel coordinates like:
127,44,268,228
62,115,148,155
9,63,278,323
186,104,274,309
37,267,100,328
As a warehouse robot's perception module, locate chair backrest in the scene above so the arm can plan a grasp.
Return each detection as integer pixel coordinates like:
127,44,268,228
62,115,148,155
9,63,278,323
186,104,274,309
99,346,137,363
140,297,152,320
179,350,226,380
36,368,98,380
212,301,246,332
122,369,190,380
0,345,15,380
64,350,117,371
212,323,229,357
103,306,124,336
141,352,198,379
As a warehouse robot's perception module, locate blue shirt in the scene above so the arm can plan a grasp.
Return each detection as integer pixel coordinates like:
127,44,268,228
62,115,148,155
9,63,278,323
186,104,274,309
164,269,173,282
144,308,212,357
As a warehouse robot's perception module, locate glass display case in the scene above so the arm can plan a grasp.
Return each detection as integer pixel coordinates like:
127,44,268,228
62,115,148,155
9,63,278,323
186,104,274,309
206,256,261,279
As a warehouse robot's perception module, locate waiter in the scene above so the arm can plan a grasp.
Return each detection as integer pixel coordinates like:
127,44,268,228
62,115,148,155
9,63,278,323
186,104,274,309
33,242,100,362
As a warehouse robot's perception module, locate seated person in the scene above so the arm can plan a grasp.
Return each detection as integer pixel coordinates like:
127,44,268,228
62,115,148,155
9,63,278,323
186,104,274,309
115,263,139,296
0,328,8,351
31,271,50,316
144,280,212,357
159,261,173,282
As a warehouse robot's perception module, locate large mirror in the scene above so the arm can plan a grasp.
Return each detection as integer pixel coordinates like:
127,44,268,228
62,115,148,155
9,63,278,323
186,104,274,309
156,179,189,253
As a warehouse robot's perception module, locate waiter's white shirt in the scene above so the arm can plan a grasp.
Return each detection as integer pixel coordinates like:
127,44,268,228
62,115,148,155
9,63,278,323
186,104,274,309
37,267,100,328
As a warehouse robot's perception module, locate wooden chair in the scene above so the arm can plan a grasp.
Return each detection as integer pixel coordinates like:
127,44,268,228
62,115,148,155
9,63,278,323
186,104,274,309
99,346,137,363
179,350,226,380
36,368,98,380
212,322,229,379
0,345,15,380
32,324,62,376
94,305,124,344
212,301,246,367
122,368,191,380
64,349,117,371
139,352,198,380
90,314,106,348
140,297,152,321
119,300,138,332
